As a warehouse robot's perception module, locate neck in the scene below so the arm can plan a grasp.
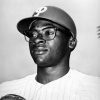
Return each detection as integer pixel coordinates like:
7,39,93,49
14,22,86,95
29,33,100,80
36,57,70,84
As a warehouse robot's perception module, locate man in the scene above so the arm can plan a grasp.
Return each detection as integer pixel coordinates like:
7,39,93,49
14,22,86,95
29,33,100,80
0,6,100,100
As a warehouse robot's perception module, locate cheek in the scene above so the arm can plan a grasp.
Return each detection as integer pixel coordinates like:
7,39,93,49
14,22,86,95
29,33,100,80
48,37,67,57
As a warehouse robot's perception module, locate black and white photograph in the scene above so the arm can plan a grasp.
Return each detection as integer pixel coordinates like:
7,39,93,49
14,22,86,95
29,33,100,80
0,0,100,100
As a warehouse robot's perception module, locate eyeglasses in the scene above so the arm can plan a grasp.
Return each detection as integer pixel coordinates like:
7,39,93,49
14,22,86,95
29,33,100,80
24,26,60,43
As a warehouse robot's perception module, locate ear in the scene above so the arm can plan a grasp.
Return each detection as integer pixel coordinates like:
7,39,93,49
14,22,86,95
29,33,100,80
68,36,77,51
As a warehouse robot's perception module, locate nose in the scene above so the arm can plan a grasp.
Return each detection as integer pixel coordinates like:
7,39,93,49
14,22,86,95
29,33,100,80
34,38,46,44
30,33,46,45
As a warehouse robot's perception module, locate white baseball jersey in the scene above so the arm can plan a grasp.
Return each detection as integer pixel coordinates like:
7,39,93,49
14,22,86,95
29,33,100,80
0,69,100,100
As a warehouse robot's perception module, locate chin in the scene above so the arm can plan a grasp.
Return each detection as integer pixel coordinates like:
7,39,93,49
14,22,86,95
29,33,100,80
33,56,48,67
31,51,51,67
34,57,56,67
34,57,60,68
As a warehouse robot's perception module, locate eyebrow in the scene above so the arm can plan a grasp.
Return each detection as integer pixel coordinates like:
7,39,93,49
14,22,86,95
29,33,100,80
44,22,67,31
41,23,55,27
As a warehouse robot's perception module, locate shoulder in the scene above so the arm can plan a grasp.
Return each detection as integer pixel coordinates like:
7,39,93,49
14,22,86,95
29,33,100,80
0,74,36,97
70,68,100,88
71,69,100,82
71,69,100,100
0,74,36,87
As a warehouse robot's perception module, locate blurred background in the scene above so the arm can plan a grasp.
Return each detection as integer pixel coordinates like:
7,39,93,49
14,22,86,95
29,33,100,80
0,0,100,83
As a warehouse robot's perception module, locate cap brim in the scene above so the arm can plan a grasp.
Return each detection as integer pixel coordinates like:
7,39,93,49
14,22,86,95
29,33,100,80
17,17,36,33
17,16,70,37
17,17,54,37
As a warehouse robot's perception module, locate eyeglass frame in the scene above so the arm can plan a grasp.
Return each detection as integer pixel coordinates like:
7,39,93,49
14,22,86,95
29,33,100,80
23,23,72,43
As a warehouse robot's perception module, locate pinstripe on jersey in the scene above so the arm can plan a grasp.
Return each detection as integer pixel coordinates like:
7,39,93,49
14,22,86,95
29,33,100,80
0,69,100,100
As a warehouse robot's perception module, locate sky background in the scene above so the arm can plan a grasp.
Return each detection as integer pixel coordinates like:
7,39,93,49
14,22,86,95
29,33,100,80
0,0,100,83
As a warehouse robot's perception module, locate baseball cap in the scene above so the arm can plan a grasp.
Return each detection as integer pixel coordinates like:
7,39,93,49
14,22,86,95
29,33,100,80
17,6,76,38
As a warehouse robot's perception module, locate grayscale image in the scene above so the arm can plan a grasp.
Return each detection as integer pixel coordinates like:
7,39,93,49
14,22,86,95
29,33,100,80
0,0,100,100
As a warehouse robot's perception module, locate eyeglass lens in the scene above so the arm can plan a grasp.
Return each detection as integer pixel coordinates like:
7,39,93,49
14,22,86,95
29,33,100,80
25,27,56,42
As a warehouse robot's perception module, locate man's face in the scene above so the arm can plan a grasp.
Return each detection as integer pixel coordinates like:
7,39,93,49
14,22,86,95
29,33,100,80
29,20,70,67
